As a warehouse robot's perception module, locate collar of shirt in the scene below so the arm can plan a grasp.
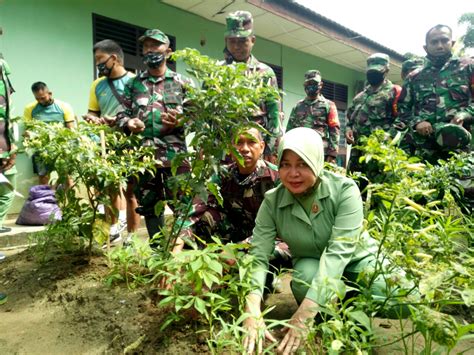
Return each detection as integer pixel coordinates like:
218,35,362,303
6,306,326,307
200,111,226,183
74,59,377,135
365,79,391,94
303,94,326,105
229,159,278,186
424,54,459,71
277,173,330,225
140,67,175,83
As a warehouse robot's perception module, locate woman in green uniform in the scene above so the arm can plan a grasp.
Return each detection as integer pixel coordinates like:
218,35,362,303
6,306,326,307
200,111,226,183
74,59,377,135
243,127,392,354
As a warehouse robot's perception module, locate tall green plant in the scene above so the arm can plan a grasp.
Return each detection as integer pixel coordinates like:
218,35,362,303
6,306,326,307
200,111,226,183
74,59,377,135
24,121,156,256
354,131,473,353
150,48,280,256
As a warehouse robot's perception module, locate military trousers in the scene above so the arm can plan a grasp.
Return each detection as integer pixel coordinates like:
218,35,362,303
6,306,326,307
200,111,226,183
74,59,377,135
0,165,17,227
291,255,412,318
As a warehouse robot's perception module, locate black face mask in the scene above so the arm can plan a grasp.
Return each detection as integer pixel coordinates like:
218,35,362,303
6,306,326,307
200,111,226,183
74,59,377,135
366,71,385,86
305,84,320,97
97,56,114,77
427,53,452,68
39,99,54,107
143,52,165,69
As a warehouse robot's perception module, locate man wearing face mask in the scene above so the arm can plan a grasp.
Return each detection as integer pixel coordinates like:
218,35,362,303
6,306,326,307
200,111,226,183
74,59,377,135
85,39,139,246
116,29,192,240
288,70,340,163
24,82,75,185
345,53,402,172
223,11,284,162
398,25,473,163
85,40,135,126
401,57,424,81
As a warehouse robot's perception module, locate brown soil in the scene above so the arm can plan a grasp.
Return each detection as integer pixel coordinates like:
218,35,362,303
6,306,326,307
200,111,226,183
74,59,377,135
1,247,473,354
0,248,209,354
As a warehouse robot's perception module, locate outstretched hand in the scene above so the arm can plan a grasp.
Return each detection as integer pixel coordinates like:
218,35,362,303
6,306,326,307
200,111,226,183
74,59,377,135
243,315,277,354
277,298,318,354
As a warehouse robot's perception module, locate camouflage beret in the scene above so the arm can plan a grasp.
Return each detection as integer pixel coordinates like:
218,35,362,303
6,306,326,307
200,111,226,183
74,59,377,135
138,29,170,44
401,58,424,74
304,70,322,82
367,53,390,72
225,11,253,38
435,123,471,149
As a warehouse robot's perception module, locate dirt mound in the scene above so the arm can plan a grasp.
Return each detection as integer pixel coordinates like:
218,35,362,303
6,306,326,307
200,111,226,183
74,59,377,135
0,249,208,354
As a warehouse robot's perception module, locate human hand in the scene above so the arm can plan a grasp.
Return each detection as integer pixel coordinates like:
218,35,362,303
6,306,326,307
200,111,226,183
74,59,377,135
158,275,173,291
243,315,276,354
82,114,105,125
1,153,16,172
326,155,337,164
127,118,145,133
277,298,318,354
345,130,354,145
161,109,180,129
415,121,433,136
102,115,117,127
450,112,471,126
242,294,276,354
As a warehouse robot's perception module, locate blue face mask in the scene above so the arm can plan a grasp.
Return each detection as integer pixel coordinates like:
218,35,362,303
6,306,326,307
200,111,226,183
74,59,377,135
143,52,165,69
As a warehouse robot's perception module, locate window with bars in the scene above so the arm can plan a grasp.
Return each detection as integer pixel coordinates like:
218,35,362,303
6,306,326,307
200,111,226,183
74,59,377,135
92,14,176,75
321,80,348,111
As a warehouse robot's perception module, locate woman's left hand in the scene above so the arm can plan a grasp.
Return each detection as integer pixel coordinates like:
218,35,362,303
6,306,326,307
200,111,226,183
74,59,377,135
277,298,318,354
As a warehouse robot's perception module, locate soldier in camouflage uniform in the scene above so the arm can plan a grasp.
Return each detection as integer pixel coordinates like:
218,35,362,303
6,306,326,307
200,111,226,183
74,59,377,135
288,70,340,163
398,25,473,164
401,57,424,81
116,29,192,238
174,128,290,264
0,42,18,233
223,11,284,161
346,53,402,174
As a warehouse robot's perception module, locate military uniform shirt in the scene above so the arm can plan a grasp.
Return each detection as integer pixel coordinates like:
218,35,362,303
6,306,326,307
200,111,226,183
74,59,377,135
288,95,340,157
224,55,283,156
180,159,279,242
398,55,474,128
346,79,401,142
117,68,192,167
0,58,18,159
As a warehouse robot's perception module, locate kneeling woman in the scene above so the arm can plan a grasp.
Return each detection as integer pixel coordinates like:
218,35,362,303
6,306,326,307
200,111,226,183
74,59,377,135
243,127,384,353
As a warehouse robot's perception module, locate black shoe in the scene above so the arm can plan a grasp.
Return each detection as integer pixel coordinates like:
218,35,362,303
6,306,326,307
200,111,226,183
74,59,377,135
0,227,11,234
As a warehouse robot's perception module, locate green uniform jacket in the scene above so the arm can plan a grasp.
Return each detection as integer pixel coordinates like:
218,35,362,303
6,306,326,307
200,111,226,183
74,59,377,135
398,55,474,128
250,170,378,305
288,95,340,157
0,58,19,161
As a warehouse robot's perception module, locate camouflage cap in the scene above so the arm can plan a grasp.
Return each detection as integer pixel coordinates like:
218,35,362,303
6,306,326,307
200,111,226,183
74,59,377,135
138,29,170,44
304,70,322,82
435,123,472,149
401,58,424,74
225,11,253,38
367,53,390,72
